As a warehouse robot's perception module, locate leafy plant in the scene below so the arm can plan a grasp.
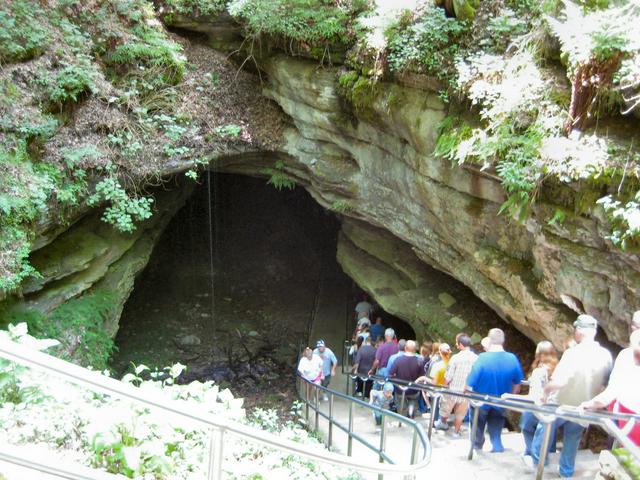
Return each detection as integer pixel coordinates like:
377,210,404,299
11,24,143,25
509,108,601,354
0,1,50,62
213,124,242,138
46,62,96,108
228,0,355,45
330,200,352,212
261,160,296,190
2,291,117,369
385,7,468,82
107,25,186,85
597,191,640,250
88,177,154,233
162,0,228,17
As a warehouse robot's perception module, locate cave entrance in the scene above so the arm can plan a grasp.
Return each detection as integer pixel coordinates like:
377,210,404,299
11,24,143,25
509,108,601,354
111,171,534,404
112,173,356,398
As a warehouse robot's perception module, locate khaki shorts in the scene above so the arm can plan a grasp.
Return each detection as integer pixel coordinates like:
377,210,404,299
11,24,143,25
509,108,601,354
440,395,469,420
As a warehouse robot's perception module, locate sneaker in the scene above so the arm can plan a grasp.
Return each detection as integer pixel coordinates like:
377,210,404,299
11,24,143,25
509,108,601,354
522,455,535,472
452,430,462,438
434,419,450,431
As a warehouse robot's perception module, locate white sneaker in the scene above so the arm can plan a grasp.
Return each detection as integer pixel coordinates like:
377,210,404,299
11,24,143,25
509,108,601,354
434,420,450,431
322,394,329,402
522,455,535,472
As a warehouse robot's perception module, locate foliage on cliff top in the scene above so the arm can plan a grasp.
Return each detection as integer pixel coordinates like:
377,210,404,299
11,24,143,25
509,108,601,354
227,0,370,58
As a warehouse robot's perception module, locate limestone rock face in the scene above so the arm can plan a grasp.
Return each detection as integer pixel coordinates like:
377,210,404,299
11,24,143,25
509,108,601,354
5,185,194,337
247,54,637,348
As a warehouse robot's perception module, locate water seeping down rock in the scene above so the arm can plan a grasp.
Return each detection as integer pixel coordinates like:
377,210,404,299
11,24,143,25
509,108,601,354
2,9,638,353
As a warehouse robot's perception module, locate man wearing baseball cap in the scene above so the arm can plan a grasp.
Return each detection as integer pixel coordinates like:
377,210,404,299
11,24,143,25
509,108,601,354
529,314,612,477
313,339,338,401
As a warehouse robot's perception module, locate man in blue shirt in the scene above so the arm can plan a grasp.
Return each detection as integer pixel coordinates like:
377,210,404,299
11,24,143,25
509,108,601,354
314,340,338,401
370,317,385,343
466,328,523,453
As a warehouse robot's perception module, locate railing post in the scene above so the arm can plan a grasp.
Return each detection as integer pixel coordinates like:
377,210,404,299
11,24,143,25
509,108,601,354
305,383,310,422
328,392,334,450
468,405,480,460
398,388,407,427
348,400,354,456
427,395,440,440
315,387,320,432
378,414,387,480
404,428,419,480
207,427,224,480
536,420,553,480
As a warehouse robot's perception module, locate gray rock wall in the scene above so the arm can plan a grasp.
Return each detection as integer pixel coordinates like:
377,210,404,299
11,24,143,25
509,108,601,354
251,54,638,348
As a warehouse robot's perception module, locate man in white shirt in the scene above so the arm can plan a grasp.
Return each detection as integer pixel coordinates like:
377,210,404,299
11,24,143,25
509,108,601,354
529,315,612,477
582,329,640,445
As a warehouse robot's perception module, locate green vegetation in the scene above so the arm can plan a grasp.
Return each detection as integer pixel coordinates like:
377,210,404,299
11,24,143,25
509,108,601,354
106,25,186,85
228,0,368,58
337,70,381,120
213,123,242,138
88,176,154,234
1,291,117,370
385,6,468,82
0,324,356,479
0,1,50,62
44,61,97,108
161,0,228,17
261,160,296,190
613,448,640,479
330,200,353,213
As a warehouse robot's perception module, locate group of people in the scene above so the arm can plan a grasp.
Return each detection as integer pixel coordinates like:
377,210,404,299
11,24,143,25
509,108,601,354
346,306,640,478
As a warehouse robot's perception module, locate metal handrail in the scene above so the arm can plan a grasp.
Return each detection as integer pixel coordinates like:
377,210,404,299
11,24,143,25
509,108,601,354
0,443,126,480
0,337,431,479
345,370,640,480
296,372,431,478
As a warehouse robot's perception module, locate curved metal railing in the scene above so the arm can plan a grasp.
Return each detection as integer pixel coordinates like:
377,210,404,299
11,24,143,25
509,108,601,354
344,363,639,479
0,337,430,480
296,372,431,476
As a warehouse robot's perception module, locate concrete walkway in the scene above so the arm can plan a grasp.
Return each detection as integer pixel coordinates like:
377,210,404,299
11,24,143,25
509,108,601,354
307,393,600,479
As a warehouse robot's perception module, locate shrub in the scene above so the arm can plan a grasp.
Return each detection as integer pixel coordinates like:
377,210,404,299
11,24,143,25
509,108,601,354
107,26,186,85
0,1,49,62
46,62,96,108
227,0,366,49
385,7,468,81
2,291,118,369
162,0,228,17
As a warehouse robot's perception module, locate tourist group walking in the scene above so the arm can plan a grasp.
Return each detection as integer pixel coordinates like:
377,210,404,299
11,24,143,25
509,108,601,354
298,295,640,478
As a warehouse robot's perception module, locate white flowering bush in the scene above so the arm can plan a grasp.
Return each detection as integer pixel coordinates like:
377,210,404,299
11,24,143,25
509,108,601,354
0,324,360,480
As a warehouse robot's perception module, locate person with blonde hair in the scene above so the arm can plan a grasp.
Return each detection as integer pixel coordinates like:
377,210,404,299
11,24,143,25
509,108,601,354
429,343,452,386
521,341,558,462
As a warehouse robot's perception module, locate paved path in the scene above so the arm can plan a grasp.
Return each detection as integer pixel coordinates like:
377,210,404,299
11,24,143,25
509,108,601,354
307,393,600,479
